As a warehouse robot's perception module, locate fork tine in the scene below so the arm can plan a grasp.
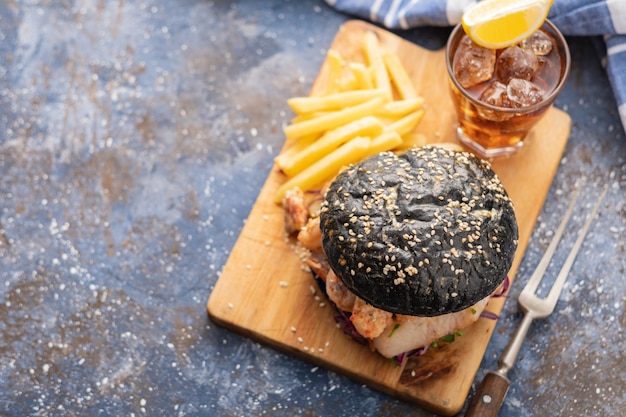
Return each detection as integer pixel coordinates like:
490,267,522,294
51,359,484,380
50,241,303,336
545,186,608,306
521,187,581,296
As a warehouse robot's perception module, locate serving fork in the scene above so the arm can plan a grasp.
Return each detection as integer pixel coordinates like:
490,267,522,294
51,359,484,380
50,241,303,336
464,186,608,417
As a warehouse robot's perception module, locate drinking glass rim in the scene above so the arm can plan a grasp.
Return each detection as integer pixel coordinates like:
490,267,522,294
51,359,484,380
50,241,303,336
445,19,572,114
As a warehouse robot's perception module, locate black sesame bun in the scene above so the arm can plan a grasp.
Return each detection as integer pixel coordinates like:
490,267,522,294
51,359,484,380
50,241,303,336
319,146,518,317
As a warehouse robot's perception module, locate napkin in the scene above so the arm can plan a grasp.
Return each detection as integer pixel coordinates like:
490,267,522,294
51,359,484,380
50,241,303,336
323,0,626,133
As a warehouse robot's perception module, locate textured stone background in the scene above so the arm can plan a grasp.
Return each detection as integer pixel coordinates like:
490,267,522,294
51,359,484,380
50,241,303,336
0,1,624,416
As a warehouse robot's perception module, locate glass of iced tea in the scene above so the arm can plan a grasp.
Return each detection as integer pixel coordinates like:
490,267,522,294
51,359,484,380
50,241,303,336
445,20,571,158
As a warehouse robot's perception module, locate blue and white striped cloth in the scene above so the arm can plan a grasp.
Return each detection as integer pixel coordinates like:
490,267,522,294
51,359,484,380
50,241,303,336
323,0,626,133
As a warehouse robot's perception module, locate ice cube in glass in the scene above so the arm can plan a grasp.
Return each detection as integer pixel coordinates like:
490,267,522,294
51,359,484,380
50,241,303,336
453,35,496,88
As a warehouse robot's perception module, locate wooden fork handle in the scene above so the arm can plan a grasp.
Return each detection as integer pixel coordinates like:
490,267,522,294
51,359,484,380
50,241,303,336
464,371,510,417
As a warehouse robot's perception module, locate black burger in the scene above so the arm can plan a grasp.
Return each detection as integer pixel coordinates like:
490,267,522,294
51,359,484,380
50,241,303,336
284,145,519,359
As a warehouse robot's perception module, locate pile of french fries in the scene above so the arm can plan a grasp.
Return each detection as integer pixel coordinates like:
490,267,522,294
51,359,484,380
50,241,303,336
274,31,427,203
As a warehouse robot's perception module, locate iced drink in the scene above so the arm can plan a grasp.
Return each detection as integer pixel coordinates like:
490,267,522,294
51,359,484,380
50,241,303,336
446,20,570,158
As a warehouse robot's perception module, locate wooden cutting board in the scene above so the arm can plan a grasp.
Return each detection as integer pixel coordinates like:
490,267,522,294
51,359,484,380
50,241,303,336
207,20,571,416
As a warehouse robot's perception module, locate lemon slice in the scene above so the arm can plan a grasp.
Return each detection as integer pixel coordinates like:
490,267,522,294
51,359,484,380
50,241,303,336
462,0,554,49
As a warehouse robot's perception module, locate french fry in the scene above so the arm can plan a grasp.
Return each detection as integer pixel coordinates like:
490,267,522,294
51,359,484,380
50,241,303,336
339,73,358,91
375,97,424,118
363,31,392,101
278,116,384,176
274,135,318,169
367,131,403,155
284,97,384,140
349,62,374,90
287,89,386,115
274,136,371,203
325,49,344,95
384,109,425,136
383,51,418,99
290,111,330,124
278,116,384,177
